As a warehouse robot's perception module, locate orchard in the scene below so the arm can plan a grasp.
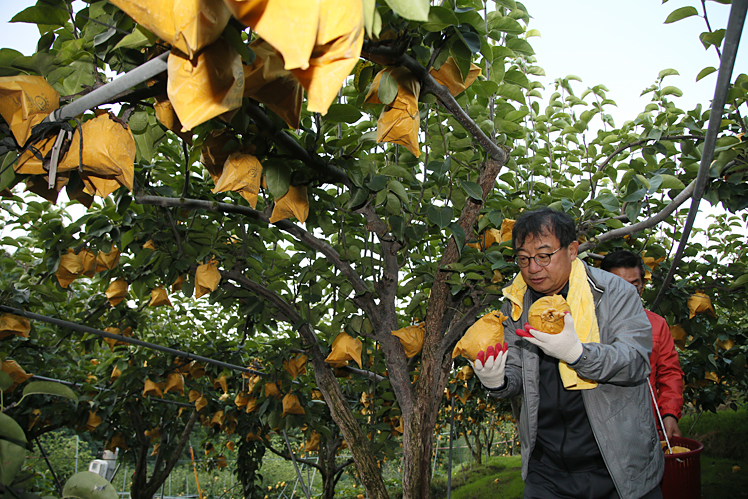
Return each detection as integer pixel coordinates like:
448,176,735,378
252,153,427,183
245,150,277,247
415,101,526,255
0,0,747,498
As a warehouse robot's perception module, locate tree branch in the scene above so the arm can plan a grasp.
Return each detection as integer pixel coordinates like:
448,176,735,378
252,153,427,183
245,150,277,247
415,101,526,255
596,135,705,173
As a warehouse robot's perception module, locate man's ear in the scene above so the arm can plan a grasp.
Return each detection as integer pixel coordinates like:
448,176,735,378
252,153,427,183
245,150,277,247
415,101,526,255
568,240,579,259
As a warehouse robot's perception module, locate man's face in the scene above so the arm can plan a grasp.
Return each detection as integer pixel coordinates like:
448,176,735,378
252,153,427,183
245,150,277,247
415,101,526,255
516,232,578,296
608,266,644,296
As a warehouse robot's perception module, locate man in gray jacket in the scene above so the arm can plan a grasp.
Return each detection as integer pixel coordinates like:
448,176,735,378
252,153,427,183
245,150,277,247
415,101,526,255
472,207,664,499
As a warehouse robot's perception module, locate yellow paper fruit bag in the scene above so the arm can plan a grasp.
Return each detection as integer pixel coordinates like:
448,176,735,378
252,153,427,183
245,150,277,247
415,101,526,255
391,323,425,358
167,38,244,132
468,228,502,251
1,360,32,392
56,249,84,288
528,294,571,334
195,259,221,298
212,152,263,208
365,67,421,157
103,326,133,351
110,0,231,58
14,136,56,175
282,392,305,417
200,128,237,182
0,75,59,146
429,57,481,97
688,291,717,319
324,332,363,368
500,218,515,244
243,39,303,129
149,286,172,307
0,313,31,339
96,246,120,273
452,311,507,361
78,248,97,277
283,354,308,380
105,278,129,306
269,185,309,223
305,431,321,452
143,379,164,398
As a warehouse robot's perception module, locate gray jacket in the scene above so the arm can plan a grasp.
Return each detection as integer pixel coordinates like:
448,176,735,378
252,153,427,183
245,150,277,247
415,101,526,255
492,263,664,499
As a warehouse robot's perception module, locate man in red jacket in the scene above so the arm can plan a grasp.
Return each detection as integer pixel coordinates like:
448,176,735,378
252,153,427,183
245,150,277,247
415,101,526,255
601,251,683,440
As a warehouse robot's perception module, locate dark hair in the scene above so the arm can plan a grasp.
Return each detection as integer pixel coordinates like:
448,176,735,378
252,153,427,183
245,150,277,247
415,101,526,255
512,207,577,251
600,250,645,280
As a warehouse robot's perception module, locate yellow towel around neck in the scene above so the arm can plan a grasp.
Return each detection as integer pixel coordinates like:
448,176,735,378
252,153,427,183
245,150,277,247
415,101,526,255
503,258,599,390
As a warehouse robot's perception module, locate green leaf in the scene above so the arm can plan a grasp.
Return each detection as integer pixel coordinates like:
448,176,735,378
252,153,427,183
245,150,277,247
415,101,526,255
732,274,748,288
496,83,526,104
664,6,699,24
20,381,78,405
462,180,483,201
11,6,69,28
422,6,459,32
366,175,387,192
448,222,465,253
389,215,405,242
696,66,717,82
378,71,398,106
61,59,97,96
0,153,18,192
0,413,27,487
264,160,291,198
661,86,683,97
0,371,12,392
0,48,23,76
324,104,362,124
222,24,251,63
113,25,158,51
363,0,382,38
506,38,534,56
659,174,686,190
427,205,453,228
383,0,429,21
388,180,409,204
657,68,679,80
62,471,118,499
595,192,619,212
487,14,524,36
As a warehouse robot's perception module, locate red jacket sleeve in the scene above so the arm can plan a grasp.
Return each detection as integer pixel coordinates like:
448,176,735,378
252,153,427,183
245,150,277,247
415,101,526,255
646,310,683,420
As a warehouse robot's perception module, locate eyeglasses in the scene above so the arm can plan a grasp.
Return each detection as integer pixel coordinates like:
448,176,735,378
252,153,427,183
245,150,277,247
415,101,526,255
514,247,562,268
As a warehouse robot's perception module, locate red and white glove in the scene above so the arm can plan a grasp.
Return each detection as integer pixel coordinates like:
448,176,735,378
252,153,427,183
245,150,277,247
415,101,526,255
520,312,584,365
471,342,508,390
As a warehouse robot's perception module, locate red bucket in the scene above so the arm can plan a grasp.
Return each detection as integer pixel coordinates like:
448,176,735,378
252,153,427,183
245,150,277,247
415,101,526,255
660,436,704,499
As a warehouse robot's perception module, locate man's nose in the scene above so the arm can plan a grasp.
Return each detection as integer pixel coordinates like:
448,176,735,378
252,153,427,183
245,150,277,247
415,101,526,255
527,257,542,272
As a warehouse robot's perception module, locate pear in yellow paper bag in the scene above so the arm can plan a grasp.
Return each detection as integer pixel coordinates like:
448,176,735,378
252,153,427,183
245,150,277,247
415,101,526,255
200,128,237,182
391,323,425,358
282,392,305,417
642,253,666,282
56,249,84,288
243,39,303,129
195,259,221,298
25,175,64,203
234,392,250,409
245,397,259,413
212,152,263,208
688,291,717,319
167,38,244,132
79,174,127,199
172,274,185,292
324,332,363,368
456,365,474,381
78,249,97,277
109,0,231,58
452,311,507,361
14,136,56,175
105,278,129,306
0,75,59,146
149,286,172,307
143,379,164,398
58,114,136,183
468,228,502,251
500,218,515,244
213,373,228,393
188,389,201,402
103,326,133,351
528,294,571,334
264,381,281,398
96,246,120,273
1,360,32,392
429,57,481,97
364,67,421,157
86,411,102,431
305,431,321,452
282,354,307,380
110,364,121,382
0,313,30,339
269,185,309,223
289,0,364,114
106,434,128,451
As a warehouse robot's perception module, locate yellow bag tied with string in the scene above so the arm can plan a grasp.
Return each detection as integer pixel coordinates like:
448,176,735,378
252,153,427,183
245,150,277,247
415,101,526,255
96,246,120,273
189,362,206,379
456,365,474,381
305,431,321,452
86,411,102,431
391,323,425,358
364,67,422,157
172,275,185,292
58,114,136,189
106,278,129,306
234,392,250,409
15,136,55,175
213,374,228,393
188,389,201,402
200,128,236,182
642,254,666,282
688,291,717,319
324,332,363,368
246,373,261,393
264,381,281,398
195,395,208,412
452,311,507,361
245,397,259,413
103,326,133,351
0,313,30,339
212,152,263,208
210,410,225,427
145,427,160,443
1,360,32,392
195,259,221,298
282,392,305,417
224,0,363,114
78,248,97,277
143,379,164,398
500,218,515,244
243,39,303,129
149,286,172,307
167,38,244,132
110,364,121,382
154,95,192,143
57,249,84,288
429,57,481,97
467,228,502,251
269,185,309,223
283,354,308,380
109,0,232,58
106,434,128,451
671,324,687,349
0,75,59,146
